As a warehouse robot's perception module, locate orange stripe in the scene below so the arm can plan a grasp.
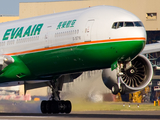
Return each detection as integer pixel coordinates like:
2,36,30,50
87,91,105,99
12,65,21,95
5,37,145,56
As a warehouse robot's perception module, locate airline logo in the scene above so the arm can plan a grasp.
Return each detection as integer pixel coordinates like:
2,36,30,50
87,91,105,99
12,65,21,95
3,23,44,40
56,19,76,30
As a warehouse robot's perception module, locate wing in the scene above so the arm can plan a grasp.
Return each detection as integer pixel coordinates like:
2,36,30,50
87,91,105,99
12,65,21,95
141,42,160,54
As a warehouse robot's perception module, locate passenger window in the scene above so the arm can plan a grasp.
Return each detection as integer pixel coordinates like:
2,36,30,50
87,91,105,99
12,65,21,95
112,22,118,29
117,22,124,28
124,22,134,27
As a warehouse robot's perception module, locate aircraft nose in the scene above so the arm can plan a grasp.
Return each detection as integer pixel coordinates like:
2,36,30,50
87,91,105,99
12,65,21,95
116,27,146,62
128,27,146,43
127,27,146,50
127,28,146,60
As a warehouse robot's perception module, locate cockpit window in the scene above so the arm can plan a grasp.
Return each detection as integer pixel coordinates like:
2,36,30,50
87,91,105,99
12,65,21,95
134,21,143,27
112,21,143,29
112,22,118,29
117,22,124,28
124,22,134,27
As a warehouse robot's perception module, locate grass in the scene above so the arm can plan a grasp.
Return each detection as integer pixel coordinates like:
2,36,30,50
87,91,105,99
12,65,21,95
71,99,160,111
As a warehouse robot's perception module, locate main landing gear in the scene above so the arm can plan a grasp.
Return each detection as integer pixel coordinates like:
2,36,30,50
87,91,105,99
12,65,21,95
41,100,72,114
40,80,72,114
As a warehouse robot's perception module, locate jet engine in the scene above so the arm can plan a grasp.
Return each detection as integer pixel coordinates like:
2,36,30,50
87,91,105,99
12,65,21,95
102,54,153,94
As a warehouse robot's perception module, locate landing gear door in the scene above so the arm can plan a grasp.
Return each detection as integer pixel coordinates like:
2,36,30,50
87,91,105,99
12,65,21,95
84,19,94,42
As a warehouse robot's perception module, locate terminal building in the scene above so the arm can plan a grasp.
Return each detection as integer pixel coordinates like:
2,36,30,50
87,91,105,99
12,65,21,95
19,0,160,31
1,0,160,101
0,16,19,23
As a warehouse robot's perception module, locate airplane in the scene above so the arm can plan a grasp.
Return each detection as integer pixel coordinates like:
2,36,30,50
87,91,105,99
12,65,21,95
0,5,153,114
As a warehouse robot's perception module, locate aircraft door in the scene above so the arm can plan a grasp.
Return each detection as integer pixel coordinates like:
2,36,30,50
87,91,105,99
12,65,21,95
45,25,54,48
84,20,94,42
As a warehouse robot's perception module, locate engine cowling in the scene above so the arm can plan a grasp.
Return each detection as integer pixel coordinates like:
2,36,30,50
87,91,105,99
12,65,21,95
102,54,153,94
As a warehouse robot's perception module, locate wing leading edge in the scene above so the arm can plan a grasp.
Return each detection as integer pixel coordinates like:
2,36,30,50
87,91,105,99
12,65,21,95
141,42,160,54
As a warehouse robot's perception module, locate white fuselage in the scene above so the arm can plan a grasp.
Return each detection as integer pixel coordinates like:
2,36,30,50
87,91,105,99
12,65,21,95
0,5,145,56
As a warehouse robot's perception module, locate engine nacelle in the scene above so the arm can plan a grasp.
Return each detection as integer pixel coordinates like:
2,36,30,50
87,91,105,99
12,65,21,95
102,55,153,94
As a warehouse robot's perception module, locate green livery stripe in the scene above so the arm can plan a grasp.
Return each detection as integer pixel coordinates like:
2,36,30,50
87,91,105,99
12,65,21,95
0,38,145,82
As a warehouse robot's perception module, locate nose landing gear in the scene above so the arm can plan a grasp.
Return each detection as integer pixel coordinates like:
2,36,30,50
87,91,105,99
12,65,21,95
111,63,126,95
111,83,126,95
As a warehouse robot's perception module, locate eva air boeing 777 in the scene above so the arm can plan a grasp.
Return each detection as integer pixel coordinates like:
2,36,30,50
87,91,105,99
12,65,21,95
0,6,153,114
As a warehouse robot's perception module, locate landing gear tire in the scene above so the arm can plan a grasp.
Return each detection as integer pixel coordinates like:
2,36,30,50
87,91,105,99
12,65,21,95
65,100,72,114
51,101,59,114
40,100,72,114
120,84,126,95
59,101,65,113
111,84,119,95
46,101,52,114
41,100,47,114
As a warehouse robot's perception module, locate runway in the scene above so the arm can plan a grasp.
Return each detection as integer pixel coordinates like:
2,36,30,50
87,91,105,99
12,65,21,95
0,100,159,119
0,111,159,120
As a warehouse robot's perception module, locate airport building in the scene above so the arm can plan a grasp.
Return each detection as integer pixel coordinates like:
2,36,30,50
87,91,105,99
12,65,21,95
19,0,160,31
0,16,19,23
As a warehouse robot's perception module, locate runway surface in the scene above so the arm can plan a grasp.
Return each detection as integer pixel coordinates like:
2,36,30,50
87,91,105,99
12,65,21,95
0,111,159,120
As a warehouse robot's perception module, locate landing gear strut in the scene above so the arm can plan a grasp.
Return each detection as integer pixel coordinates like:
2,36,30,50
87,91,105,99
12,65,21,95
111,63,126,95
40,80,72,114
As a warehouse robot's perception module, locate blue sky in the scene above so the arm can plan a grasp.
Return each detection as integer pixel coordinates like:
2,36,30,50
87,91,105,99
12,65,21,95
0,0,73,16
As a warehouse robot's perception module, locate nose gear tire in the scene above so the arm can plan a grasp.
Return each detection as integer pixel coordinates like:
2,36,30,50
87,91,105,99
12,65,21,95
111,84,119,95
